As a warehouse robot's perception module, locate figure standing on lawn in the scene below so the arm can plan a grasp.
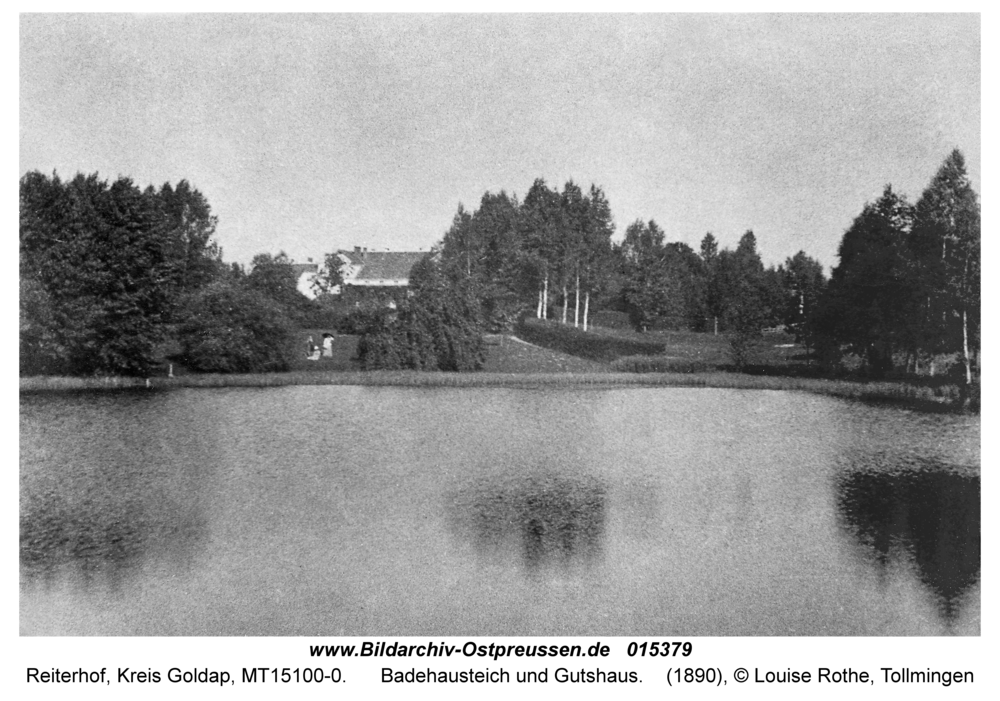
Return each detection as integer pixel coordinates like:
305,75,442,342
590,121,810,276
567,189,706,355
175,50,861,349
306,336,321,361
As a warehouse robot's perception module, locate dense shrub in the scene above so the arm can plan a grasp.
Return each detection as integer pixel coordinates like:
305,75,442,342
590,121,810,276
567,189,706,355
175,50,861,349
728,330,761,370
177,281,296,373
357,303,486,371
589,310,632,330
357,297,486,371
245,251,317,326
300,295,353,331
965,380,980,413
723,284,769,370
357,259,485,371
342,297,399,335
19,276,66,376
20,171,223,377
355,308,407,370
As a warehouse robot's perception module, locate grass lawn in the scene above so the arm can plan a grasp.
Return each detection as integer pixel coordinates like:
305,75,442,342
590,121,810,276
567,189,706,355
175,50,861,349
165,324,802,377
288,330,361,372
287,329,607,375
516,317,807,371
516,318,971,382
482,336,607,373
160,328,610,378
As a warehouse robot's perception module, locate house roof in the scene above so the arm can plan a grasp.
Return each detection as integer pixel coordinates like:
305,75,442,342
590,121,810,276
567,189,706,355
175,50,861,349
290,262,319,276
340,251,427,282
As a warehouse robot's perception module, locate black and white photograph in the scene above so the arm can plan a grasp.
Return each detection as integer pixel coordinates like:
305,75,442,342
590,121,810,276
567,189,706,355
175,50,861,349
19,9,981,657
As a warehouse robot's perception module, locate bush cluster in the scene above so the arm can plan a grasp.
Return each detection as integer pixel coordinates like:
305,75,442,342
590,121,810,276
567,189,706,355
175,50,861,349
177,282,296,373
357,305,485,372
356,261,485,372
589,310,632,330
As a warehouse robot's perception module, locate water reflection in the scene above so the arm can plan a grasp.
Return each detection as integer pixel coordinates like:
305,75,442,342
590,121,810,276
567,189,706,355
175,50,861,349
20,391,209,591
836,456,980,622
449,474,608,574
21,491,144,587
20,387,980,635
20,488,206,590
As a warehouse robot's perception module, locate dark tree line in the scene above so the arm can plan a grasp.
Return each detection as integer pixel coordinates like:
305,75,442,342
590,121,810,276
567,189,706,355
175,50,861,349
22,150,978,385
20,172,224,375
436,180,616,332
20,171,320,376
356,180,621,370
415,178,829,372
401,151,977,383
430,179,830,342
811,150,979,386
357,174,833,371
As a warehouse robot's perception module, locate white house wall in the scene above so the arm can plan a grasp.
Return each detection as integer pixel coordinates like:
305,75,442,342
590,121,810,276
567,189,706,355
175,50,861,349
296,272,318,299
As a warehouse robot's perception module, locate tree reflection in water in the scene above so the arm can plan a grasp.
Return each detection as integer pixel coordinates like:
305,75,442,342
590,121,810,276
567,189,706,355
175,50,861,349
20,482,206,591
449,474,608,574
836,456,980,623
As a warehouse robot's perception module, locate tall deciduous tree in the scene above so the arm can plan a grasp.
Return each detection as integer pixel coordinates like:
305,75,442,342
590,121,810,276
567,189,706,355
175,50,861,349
177,280,295,373
558,180,588,326
700,232,719,266
19,272,62,375
440,203,476,280
664,241,710,330
311,251,346,297
20,171,182,375
910,150,980,387
619,219,670,332
781,252,827,328
438,192,529,331
522,179,562,320
469,190,525,330
246,251,313,322
718,231,769,367
780,251,827,348
157,179,223,297
813,185,918,376
356,254,485,371
700,233,723,333
577,185,616,331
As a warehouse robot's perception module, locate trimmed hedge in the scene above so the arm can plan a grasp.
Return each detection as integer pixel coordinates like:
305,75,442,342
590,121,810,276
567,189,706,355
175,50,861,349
609,355,714,374
589,310,632,330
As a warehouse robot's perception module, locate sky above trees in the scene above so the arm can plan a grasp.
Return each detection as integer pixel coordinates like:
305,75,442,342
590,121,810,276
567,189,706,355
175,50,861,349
20,14,979,271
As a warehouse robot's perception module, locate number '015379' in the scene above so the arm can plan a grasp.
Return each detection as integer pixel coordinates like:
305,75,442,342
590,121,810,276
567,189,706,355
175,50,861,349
626,642,693,657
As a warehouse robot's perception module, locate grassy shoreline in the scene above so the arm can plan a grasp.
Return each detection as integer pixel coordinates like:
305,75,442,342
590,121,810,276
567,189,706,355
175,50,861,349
20,329,975,414
18,370,965,412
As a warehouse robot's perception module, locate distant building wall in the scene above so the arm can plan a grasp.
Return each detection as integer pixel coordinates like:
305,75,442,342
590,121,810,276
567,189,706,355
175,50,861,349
291,261,320,299
299,248,429,301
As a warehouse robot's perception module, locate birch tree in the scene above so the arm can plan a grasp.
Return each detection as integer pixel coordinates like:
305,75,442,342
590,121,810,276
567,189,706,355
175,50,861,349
910,150,980,389
578,185,615,331
558,181,588,326
522,179,562,320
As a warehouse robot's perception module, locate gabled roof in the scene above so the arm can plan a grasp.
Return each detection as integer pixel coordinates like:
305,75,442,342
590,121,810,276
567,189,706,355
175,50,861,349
340,251,427,282
291,262,319,276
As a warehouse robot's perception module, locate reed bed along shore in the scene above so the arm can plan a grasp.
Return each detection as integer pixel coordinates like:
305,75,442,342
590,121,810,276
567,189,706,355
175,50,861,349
19,370,963,411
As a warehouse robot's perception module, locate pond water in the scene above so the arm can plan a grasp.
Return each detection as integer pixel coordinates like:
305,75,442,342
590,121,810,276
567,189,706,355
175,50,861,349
20,386,980,636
